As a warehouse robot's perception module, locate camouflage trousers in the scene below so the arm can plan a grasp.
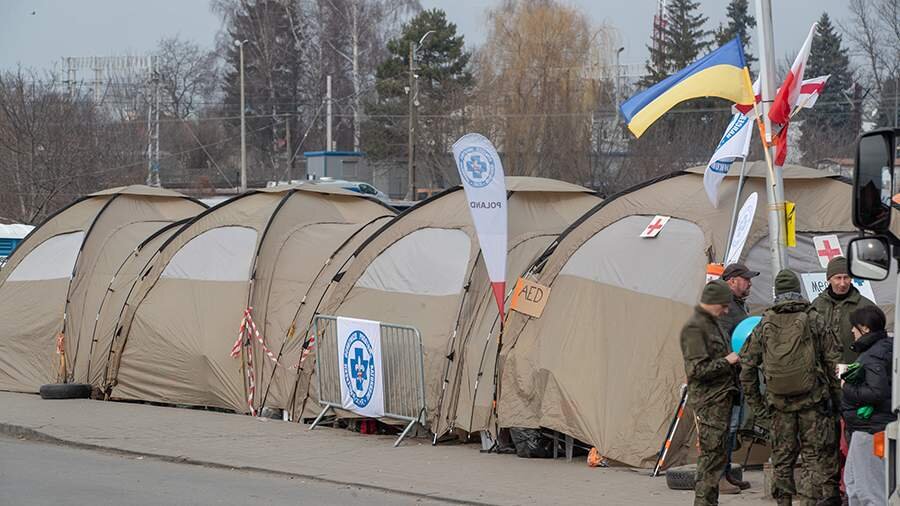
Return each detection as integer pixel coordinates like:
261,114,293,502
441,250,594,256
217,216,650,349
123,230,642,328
770,405,841,505
693,399,732,506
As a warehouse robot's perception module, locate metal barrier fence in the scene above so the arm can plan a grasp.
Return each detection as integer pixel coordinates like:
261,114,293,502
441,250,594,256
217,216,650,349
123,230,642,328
309,315,426,446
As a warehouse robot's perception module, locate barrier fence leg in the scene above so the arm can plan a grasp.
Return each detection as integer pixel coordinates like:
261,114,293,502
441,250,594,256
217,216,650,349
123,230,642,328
565,434,574,462
394,419,418,447
309,405,332,430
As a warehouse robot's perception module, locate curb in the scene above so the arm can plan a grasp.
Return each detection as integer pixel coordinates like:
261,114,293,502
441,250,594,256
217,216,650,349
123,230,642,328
0,422,490,505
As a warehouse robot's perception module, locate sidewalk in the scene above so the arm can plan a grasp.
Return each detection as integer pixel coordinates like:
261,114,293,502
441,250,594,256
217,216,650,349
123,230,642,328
0,392,768,505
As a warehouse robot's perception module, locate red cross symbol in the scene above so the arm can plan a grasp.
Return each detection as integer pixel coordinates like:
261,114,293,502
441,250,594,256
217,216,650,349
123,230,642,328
646,218,666,234
817,240,841,262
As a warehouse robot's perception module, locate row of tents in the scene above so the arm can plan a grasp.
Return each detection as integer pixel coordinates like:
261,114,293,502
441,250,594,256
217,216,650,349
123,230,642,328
1,163,895,468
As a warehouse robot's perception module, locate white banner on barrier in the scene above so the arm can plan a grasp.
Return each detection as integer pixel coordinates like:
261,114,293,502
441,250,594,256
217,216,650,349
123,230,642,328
336,316,385,418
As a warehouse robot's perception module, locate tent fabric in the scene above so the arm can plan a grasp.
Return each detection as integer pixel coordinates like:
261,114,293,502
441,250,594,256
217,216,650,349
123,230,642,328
6,231,85,281
0,189,205,393
292,178,601,429
497,167,899,468
559,216,706,305
683,161,830,179
434,190,606,438
356,228,472,296
104,187,395,414
161,226,258,281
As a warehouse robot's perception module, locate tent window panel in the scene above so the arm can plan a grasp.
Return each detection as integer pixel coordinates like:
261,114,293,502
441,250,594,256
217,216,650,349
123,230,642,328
161,226,258,281
356,228,471,296
7,231,86,281
559,216,707,305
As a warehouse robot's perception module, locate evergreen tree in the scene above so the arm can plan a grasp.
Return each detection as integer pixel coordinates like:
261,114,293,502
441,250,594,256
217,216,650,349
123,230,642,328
875,74,900,128
221,0,307,178
800,12,857,164
364,9,472,165
714,0,755,66
642,0,711,85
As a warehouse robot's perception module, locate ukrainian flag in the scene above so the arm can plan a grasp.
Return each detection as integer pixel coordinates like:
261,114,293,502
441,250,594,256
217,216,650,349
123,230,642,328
620,37,755,138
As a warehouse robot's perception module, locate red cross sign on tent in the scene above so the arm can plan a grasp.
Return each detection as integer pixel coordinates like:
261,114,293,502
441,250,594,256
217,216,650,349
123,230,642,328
813,234,844,269
640,215,671,238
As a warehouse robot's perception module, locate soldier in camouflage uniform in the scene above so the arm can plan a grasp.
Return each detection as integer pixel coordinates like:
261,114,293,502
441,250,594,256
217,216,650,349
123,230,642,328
812,256,876,363
740,270,842,505
680,279,742,504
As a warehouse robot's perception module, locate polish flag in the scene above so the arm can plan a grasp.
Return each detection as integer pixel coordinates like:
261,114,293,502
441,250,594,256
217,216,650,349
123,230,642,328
769,24,817,125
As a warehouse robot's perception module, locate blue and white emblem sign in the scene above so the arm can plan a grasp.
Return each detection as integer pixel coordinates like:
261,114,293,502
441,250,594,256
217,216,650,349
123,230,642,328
336,317,384,417
457,145,497,189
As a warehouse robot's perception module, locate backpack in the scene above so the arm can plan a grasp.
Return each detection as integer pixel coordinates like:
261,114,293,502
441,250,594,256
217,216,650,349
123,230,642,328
761,311,819,396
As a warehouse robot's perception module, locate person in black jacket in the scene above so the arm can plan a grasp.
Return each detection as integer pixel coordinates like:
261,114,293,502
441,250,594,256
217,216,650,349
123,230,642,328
842,305,893,505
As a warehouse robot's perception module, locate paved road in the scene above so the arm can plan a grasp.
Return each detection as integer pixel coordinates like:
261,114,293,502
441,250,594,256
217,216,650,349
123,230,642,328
0,435,452,505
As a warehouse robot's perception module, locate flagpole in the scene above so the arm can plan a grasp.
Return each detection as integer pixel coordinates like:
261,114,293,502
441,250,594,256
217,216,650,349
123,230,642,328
723,157,749,263
754,0,788,284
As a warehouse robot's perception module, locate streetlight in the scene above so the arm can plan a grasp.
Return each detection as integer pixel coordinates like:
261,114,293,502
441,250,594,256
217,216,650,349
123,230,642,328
234,39,249,193
406,30,436,201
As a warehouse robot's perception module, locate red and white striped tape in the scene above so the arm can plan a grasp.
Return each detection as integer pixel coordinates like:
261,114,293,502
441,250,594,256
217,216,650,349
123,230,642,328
230,307,278,416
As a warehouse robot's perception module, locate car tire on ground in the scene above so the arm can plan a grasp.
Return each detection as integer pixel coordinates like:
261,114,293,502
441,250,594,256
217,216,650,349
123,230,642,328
665,464,743,490
39,383,92,400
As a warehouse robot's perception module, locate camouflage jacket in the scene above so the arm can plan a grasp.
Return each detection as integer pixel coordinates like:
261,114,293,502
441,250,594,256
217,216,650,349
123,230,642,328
811,286,876,363
740,299,841,413
680,306,739,409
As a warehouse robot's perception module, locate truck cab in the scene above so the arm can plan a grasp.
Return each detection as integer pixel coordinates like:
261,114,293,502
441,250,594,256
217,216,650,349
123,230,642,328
846,128,899,502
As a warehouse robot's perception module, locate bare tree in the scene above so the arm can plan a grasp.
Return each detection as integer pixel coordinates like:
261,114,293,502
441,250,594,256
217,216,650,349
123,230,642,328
157,36,220,119
0,70,144,224
471,0,614,185
316,0,419,151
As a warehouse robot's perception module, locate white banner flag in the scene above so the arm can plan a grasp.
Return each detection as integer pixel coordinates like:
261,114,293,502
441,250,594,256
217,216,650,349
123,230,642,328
704,112,754,207
724,192,758,265
337,316,384,418
452,133,508,315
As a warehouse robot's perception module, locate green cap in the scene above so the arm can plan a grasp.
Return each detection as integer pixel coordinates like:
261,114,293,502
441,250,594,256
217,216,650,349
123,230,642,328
701,279,732,305
827,256,848,280
774,269,801,295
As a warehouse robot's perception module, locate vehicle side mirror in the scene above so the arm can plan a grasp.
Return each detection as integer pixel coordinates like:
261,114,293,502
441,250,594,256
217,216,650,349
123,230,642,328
848,236,891,281
852,129,896,232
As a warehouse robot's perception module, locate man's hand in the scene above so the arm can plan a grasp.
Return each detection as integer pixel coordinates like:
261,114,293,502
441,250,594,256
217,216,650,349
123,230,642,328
725,352,740,365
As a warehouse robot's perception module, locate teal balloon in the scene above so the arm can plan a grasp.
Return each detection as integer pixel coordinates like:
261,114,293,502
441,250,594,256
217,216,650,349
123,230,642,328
731,316,762,352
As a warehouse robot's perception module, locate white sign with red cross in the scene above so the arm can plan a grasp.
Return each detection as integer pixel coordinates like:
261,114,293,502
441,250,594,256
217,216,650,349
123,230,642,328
640,215,671,238
813,235,844,269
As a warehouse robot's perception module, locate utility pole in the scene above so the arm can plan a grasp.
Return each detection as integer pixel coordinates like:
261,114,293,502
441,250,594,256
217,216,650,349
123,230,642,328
147,56,161,187
236,40,248,193
285,113,292,179
754,0,788,278
405,30,434,202
406,41,416,201
326,75,333,152
614,47,624,123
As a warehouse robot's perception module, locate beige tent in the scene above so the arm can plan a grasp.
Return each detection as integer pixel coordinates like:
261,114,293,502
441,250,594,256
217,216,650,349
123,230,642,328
497,163,899,468
288,177,600,426
0,186,205,393
102,185,394,414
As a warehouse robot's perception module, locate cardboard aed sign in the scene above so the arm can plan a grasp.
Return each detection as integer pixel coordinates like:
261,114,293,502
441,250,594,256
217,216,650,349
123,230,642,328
510,277,550,318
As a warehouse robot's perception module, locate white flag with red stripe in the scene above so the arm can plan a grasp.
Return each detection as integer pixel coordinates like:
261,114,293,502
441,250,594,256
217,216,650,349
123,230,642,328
734,75,830,115
452,133,508,317
769,23,817,125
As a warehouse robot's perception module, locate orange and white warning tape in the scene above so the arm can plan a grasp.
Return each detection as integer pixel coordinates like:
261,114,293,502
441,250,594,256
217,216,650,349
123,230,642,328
230,307,278,416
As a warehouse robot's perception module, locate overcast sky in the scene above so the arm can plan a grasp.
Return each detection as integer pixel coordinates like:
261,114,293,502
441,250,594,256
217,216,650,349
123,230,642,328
0,0,855,71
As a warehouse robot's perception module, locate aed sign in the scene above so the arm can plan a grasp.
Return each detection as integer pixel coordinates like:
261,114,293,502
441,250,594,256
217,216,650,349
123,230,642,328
510,277,551,318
